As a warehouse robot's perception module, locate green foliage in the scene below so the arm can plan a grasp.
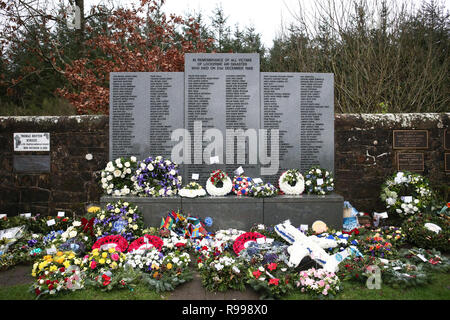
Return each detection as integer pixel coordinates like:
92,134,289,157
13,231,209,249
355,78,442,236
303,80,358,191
402,213,450,252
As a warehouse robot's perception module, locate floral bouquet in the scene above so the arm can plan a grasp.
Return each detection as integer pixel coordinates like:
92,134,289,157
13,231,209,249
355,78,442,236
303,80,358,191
199,253,246,292
338,255,384,283
250,183,279,198
30,251,83,298
372,226,406,247
304,166,334,195
382,260,431,289
402,213,449,252
296,267,341,299
206,170,233,196
82,247,138,291
380,171,433,217
100,156,138,196
140,250,193,292
179,182,207,198
247,261,297,299
359,235,394,258
93,201,145,243
232,176,254,196
278,169,305,195
398,247,450,273
132,156,182,197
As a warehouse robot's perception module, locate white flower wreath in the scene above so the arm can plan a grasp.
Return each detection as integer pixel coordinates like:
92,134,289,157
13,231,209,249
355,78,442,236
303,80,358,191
179,182,207,198
206,170,233,196
278,169,305,195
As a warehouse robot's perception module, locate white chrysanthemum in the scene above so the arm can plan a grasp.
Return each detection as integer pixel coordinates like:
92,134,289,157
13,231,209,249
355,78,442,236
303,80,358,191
279,170,305,195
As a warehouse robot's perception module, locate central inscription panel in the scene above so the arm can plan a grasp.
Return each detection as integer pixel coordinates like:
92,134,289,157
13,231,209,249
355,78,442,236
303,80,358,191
184,53,261,182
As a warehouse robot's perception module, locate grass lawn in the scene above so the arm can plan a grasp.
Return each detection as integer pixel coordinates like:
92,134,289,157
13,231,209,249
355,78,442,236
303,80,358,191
0,272,449,300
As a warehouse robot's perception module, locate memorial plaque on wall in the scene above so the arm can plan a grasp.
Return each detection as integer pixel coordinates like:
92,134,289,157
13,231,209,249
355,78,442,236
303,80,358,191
397,153,424,172
110,72,185,175
445,129,450,150
260,73,334,184
13,133,50,151
13,155,51,173
184,53,261,183
393,130,428,149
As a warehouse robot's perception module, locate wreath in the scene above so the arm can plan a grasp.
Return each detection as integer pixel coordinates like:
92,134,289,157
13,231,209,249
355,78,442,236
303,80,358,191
232,176,254,196
380,171,433,217
233,232,266,255
206,170,233,196
92,235,129,252
132,156,182,197
402,213,449,252
304,166,334,195
179,182,207,198
278,169,305,195
100,156,137,196
128,235,164,252
250,183,279,198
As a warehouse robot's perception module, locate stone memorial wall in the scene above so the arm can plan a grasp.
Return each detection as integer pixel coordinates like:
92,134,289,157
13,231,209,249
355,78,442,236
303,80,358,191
0,113,448,217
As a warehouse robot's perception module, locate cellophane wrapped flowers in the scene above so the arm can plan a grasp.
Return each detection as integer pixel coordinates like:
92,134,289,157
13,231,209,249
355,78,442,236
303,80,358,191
132,156,182,197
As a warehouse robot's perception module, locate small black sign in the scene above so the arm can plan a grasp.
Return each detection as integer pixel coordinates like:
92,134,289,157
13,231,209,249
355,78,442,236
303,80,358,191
445,153,450,172
13,155,51,173
397,153,424,172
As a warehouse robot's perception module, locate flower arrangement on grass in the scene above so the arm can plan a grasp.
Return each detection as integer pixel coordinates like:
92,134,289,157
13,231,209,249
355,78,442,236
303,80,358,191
250,183,279,198
380,171,433,217
206,170,233,196
93,201,145,243
398,247,450,273
140,250,193,292
246,260,297,299
232,176,254,196
338,255,384,283
30,251,83,298
382,260,431,289
402,213,449,252
372,226,406,247
100,156,138,196
199,253,246,292
82,247,138,291
304,166,334,195
296,267,341,299
359,235,394,258
278,169,305,195
132,156,182,197
179,182,207,198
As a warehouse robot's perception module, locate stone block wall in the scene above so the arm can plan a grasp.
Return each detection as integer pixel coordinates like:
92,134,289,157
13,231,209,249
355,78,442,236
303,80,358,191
0,113,448,216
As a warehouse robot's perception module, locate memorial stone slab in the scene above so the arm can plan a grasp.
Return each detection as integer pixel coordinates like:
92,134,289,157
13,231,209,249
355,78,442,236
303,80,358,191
260,73,334,184
109,72,185,177
263,194,344,230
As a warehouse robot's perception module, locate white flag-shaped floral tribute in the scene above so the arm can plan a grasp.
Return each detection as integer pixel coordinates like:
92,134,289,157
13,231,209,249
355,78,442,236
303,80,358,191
380,171,433,217
100,157,138,196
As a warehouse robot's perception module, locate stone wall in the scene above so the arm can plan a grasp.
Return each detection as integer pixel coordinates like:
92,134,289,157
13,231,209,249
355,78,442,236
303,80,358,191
0,113,448,216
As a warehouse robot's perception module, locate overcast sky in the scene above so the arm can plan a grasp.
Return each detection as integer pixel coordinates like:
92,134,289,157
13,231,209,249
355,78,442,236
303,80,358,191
159,0,443,48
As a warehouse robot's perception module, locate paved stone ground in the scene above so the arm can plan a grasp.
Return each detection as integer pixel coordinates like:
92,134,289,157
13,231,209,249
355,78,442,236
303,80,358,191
0,265,34,287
